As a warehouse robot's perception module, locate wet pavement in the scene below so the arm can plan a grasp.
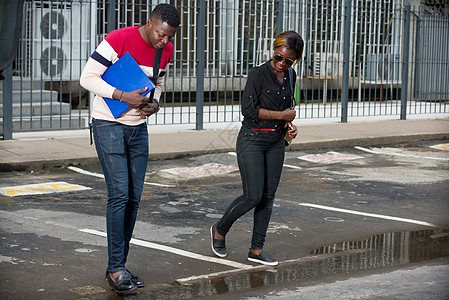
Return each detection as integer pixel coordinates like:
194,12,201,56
135,229,449,298
1,139,449,299
220,257,449,300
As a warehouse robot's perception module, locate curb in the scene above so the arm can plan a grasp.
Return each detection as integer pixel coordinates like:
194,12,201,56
1,132,447,172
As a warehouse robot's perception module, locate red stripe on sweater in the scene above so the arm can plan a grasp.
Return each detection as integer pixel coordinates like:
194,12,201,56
105,26,173,71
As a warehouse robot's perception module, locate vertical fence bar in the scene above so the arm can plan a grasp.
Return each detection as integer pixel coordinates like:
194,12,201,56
341,0,351,123
107,0,117,33
2,65,13,140
401,3,411,120
275,0,284,36
196,0,206,130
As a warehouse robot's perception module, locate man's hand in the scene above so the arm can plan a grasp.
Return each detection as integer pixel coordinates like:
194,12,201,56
138,101,159,119
114,87,149,108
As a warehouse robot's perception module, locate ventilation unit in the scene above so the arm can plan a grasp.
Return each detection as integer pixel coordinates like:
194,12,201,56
313,52,344,78
309,40,344,78
31,1,89,80
364,53,402,82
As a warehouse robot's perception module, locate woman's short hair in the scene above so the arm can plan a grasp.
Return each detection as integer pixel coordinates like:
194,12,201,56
273,31,304,61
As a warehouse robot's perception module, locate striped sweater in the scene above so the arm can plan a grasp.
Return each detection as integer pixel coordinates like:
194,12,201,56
80,25,173,125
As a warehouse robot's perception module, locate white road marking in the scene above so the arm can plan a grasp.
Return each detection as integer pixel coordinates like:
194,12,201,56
68,166,105,179
298,152,364,164
430,143,449,151
0,182,91,197
228,152,302,169
355,146,449,161
283,164,302,169
2,209,249,269
177,266,264,284
160,163,239,179
299,203,439,228
68,166,175,187
79,228,251,269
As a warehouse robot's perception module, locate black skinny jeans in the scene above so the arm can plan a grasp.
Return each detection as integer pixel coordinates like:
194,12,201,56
217,126,285,250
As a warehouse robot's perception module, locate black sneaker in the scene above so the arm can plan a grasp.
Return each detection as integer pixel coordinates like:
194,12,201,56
105,271,137,295
247,250,278,266
210,224,227,257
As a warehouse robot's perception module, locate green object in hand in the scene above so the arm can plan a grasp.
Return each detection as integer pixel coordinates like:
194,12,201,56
294,85,300,106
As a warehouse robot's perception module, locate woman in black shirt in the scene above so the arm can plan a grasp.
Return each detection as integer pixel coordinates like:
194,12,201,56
211,31,304,266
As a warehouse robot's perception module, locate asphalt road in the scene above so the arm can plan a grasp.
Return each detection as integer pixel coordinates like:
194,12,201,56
0,140,448,299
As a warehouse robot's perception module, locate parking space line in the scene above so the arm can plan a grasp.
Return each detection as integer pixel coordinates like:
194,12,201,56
299,203,439,228
79,228,251,269
1,210,249,269
355,146,449,161
283,164,302,169
177,265,266,284
68,166,175,187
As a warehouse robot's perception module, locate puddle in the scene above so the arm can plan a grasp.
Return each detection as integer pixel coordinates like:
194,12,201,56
139,229,449,298
312,229,449,264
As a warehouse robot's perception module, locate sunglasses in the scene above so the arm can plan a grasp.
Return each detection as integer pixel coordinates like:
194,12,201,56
273,54,295,67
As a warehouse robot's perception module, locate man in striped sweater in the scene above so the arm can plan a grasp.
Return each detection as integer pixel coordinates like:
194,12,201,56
80,4,180,295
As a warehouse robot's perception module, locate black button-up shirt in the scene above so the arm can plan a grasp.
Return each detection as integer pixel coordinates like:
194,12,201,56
241,60,296,129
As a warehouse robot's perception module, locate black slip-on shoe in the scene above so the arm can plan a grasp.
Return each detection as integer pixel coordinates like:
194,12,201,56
210,224,227,258
126,269,145,288
106,272,137,295
105,269,144,287
247,250,278,266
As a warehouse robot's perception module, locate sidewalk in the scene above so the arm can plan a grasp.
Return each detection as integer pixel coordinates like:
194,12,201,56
1,117,448,172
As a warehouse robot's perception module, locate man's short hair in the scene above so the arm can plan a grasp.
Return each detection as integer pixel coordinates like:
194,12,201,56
151,3,180,28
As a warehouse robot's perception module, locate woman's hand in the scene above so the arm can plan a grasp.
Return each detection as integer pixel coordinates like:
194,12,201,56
281,108,296,122
286,123,298,140
259,108,296,122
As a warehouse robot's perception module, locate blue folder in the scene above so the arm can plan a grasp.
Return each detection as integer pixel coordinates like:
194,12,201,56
101,52,156,118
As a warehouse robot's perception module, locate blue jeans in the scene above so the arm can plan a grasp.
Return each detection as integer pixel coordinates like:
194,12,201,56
92,119,149,273
217,126,285,249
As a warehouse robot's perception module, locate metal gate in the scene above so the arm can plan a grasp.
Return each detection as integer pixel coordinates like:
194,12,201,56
1,0,448,139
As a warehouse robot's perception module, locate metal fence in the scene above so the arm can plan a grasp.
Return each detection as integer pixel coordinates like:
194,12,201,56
1,0,448,138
